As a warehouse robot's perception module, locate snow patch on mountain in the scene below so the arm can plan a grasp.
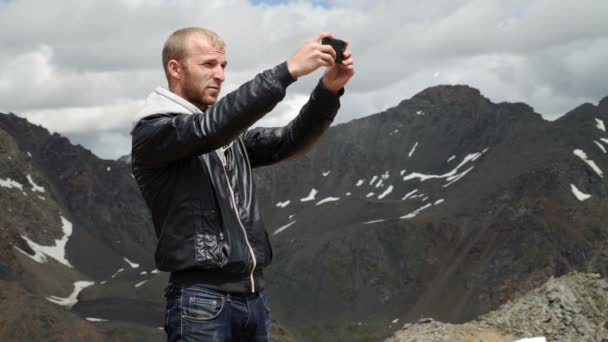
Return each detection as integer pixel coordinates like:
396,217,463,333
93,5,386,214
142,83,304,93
369,175,378,186
316,197,340,206
276,200,290,208
378,185,394,199
400,203,433,219
111,268,124,279
402,189,419,200
123,257,140,268
86,317,109,322
571,184,591,201
364,219,386,225
135,279,149,288
26,174,45,193
46,280,95,309
300,188,318,202
594,140,607,153
15,215,74,268
273,220,296,235
0,177,24,191
444,166,475,187
400,149,487,189
573,149,603,178
596,118,606,132
408,142,419,157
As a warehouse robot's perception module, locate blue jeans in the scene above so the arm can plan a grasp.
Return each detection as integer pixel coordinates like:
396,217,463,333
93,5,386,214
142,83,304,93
164,284,271,342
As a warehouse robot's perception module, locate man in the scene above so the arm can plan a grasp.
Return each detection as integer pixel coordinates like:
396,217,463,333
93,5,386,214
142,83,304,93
131,27,354,341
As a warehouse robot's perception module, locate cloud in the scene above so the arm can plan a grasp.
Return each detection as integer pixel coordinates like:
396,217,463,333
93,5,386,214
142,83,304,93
1,0,607,159
67,129,133,160
22,101,144,133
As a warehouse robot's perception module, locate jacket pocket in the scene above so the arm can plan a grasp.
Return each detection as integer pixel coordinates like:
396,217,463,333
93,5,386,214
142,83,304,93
194,210,230,268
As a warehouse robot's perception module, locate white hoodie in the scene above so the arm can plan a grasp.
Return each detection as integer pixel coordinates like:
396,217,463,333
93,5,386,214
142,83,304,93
132,86,203,128
132,86,232,156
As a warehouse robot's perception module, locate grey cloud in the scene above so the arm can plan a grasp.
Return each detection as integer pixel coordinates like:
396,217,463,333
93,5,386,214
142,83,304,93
1,0,607,159
66,128,132,160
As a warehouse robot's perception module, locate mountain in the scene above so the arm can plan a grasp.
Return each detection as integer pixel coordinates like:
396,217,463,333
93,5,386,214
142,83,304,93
0,114,165,341
1,85,607,341
256,85,608,340
386,272,608,341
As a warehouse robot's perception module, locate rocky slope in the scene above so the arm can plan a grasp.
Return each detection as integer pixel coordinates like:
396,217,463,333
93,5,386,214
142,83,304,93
387,272,608,341
0,117,166,341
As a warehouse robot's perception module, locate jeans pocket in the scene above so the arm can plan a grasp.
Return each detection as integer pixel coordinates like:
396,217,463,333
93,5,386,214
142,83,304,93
260,291,271,314
182,288,225,321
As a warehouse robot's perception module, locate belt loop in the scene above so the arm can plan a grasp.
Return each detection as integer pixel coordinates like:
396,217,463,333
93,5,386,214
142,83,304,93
226,293,232,302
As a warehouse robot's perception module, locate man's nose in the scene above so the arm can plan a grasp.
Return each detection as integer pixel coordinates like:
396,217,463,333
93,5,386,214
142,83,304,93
213,66,225,82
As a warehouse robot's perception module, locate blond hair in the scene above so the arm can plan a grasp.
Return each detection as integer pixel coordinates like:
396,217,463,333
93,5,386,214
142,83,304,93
162,27,225,83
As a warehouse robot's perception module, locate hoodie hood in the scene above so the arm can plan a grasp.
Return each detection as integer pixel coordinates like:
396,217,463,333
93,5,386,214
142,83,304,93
131,86,231,151
132,87,204,128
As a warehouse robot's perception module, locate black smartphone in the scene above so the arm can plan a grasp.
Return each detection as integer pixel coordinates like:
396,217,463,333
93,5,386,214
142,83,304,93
321,37,345,63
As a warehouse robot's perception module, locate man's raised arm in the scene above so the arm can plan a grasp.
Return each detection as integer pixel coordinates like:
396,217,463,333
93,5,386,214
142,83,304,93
244,35,355,167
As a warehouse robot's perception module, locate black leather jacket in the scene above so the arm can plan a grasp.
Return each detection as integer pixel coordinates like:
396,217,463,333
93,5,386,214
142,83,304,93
131,62,341,293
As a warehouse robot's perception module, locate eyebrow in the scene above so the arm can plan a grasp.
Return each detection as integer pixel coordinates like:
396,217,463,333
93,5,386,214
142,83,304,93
200,57,227,65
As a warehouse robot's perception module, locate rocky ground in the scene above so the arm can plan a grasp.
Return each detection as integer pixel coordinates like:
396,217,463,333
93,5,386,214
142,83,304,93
386,272,608,342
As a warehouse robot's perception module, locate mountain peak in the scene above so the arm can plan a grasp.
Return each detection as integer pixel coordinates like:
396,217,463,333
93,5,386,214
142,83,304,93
599,96,608,114
555,102,597,124
412,85,485,104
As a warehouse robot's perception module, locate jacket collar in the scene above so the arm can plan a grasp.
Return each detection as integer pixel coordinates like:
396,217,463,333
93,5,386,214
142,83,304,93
133,87,205,128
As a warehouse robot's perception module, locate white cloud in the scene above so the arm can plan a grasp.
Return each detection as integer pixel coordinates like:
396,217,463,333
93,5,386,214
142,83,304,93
22,101,144,133
0,0,606,159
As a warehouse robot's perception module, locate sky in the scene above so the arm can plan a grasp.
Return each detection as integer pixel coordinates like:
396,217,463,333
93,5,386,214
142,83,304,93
1,0,607,159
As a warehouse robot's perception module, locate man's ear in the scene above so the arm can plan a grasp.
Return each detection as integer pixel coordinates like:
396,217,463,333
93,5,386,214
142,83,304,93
167,59,182,80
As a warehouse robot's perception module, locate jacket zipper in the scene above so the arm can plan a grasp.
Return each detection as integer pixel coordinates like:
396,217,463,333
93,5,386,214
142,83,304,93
217,147,257,293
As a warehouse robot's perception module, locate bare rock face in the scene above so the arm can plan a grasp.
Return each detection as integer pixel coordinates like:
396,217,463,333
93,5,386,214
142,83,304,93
0,279,107,342
387,272,608,342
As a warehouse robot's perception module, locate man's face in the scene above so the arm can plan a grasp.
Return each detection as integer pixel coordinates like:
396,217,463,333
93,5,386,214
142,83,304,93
180,35,227,108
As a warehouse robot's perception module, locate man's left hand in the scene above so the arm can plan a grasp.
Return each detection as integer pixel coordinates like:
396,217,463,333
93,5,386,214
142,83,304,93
321,42,354,94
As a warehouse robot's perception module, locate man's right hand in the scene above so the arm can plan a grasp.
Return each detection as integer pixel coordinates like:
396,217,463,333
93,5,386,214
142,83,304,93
287,32,337,79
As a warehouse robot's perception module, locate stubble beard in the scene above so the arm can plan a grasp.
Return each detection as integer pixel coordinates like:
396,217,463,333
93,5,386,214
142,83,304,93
181,65,217,111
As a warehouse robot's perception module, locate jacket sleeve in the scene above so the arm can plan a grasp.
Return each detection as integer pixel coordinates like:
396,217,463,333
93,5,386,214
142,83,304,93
131,62,296,167
243,80,342,168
